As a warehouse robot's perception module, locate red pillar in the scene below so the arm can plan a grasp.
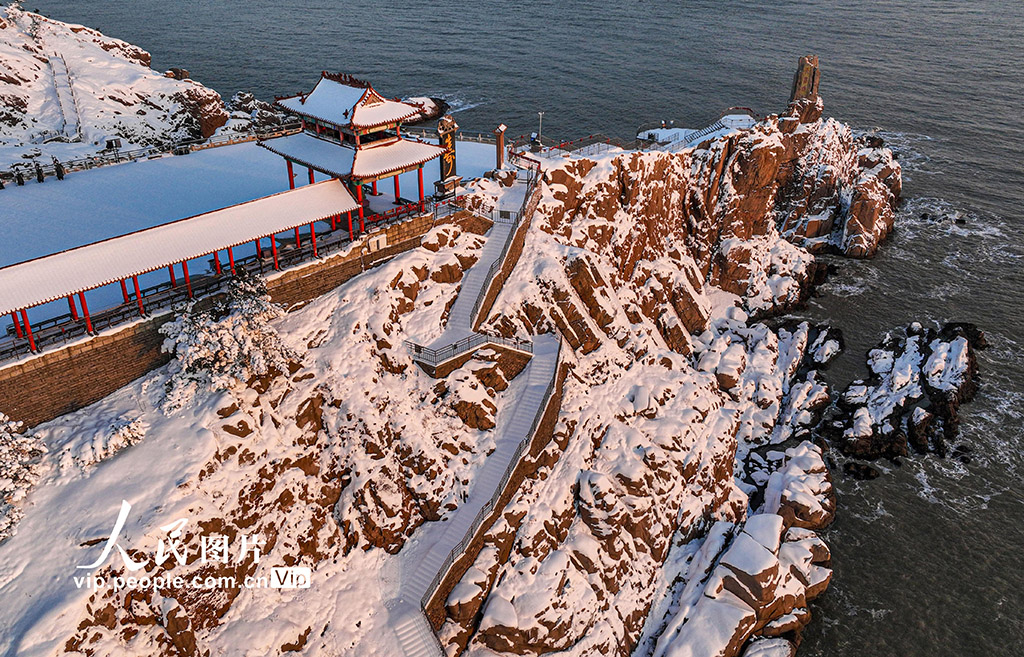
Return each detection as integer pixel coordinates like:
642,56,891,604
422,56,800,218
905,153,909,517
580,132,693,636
308,167,315,185
357,185,365,232
271,235,279,270
119,280,129,304
213,251,222,275
168,264,176,287
287,160,295,190
19,309,35,352
347,210,354,239
133,276,145,316
393,174,401,203
78,292,92,334
418,166,425,210
228,246,236,274
255,237,262,258
182,260,193,298
11,311,22,339
371,179,378,195
294,226,302,247
310,222,318,257
331,213,337,231
68,295,79,320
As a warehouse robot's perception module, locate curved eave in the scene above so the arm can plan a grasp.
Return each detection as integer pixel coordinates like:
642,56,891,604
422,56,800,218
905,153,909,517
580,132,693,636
349,108,420,131
350,140,445,180
259,140,353,180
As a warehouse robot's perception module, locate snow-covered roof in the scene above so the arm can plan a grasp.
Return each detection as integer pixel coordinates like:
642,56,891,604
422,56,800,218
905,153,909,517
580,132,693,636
353,137,445,179
0,181,358,315
259,132,444,180
276,75,419,130
259,132,356,179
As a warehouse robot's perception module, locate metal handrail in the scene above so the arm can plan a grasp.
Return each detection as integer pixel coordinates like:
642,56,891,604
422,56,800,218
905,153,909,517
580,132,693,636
418,336,561,608
2,123,303,183
404,333,533,367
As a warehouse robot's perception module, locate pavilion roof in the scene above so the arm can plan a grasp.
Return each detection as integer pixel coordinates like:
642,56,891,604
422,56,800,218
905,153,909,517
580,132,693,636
258,133,444,180
0,181,358,315
275,74,419,130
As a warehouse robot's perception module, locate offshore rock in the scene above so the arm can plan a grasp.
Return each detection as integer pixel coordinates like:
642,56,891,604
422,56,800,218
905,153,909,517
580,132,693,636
828,322,986,460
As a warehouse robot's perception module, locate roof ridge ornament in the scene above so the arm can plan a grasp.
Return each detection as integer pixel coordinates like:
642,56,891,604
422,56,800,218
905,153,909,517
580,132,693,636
321,71,372,88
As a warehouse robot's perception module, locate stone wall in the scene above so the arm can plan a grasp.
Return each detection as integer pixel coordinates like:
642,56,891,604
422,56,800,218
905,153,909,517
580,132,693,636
0,214,439,428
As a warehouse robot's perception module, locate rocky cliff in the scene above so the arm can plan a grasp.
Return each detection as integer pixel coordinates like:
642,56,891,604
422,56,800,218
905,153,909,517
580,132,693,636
0,7,228,161
434,82,901,657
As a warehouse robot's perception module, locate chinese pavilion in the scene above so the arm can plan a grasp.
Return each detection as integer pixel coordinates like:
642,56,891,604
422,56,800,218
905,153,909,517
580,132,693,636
259,72,445,238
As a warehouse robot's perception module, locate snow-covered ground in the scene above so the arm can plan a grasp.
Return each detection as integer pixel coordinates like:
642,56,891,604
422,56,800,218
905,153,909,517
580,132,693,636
0,7,229,164
0,203,523,655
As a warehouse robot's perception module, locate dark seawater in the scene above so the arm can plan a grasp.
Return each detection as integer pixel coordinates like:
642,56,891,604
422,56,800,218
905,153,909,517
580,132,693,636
28,1,1024,654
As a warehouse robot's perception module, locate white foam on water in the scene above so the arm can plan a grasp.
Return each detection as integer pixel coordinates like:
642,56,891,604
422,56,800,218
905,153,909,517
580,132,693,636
853,128,940,181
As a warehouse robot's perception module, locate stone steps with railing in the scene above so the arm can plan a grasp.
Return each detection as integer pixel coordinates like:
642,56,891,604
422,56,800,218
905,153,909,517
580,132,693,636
387,162,557,657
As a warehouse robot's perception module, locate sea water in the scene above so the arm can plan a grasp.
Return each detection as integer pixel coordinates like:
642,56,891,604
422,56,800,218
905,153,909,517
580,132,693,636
27,0,1024,653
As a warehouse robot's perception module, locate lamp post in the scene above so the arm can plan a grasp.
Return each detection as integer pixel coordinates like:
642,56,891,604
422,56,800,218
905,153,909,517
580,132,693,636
538,111,545,144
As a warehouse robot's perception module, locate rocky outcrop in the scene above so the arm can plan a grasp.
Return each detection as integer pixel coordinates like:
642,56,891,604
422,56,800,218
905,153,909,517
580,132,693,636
0,7,230,156
827,322,986,461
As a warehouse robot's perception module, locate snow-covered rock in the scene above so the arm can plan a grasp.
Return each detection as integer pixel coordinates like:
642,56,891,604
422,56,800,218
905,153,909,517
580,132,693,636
829,322,986,459
0,7,228,163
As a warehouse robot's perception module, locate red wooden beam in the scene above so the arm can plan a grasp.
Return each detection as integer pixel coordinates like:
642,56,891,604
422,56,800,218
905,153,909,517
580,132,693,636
19,309,35,352
119,280,129,304
347,210,354,240
228,246,236,274
287,160,295,190
310,222,317,257
68,295,79,320
213,250,222,275
295,226,302,247
308,167,315,185
357,185,365,232
371,179,378,195
182,260,193,298
133,275,145,316
78,292,93,334
271,235,279,270
11,311,22,339
255,237,262,258
331,213,337,231
168,264,176,287
394,174,401,202
418,166,424,210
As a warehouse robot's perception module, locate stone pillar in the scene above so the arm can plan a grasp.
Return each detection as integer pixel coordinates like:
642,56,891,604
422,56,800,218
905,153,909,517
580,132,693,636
789,55,820,103
494,123,507,170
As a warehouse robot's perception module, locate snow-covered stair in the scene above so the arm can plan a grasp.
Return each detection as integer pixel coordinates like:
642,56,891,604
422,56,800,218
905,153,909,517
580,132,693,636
395,335,560,645
389,178,559,657
439,219,515,336
48,54,81,141
387,599,446,657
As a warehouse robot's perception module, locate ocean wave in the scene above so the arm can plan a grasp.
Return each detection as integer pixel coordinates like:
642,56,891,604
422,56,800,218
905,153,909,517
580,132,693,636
853,128,940,179
420,91,488,114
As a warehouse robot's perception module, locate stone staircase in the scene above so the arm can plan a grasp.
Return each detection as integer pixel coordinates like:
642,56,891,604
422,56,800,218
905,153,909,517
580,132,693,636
47,54,81,142
385,175,561,657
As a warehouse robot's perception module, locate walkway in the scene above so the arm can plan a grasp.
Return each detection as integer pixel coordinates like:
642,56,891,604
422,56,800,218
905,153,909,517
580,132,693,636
48,54,80,141
387,173,560,656
387,335,561,657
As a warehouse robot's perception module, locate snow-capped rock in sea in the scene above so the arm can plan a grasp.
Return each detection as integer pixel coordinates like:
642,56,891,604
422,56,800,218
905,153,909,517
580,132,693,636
827,322,986,460
0,6,228,161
